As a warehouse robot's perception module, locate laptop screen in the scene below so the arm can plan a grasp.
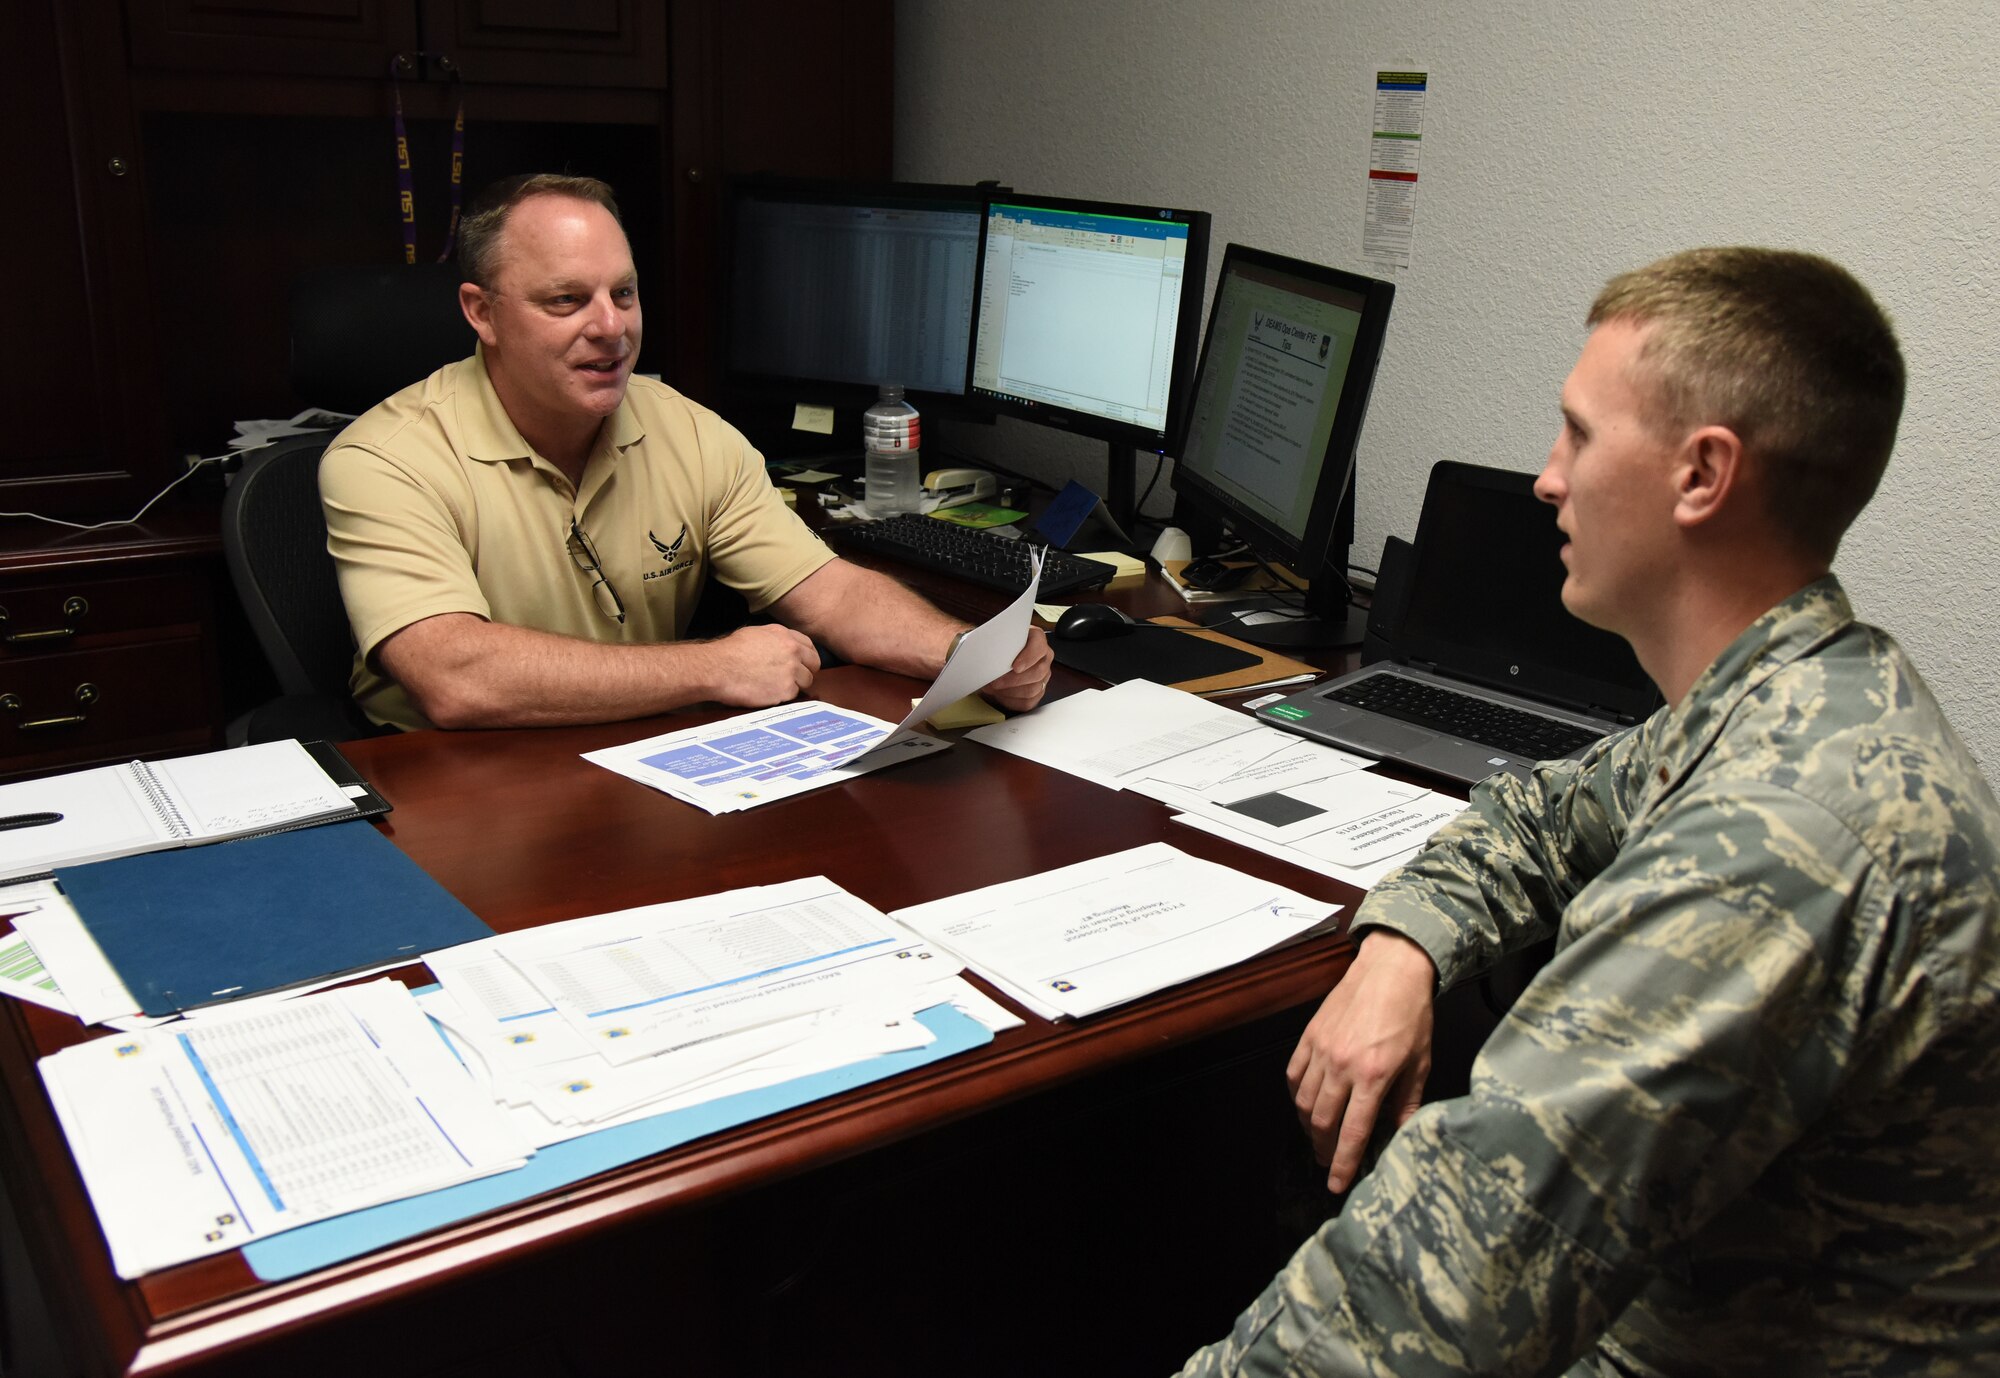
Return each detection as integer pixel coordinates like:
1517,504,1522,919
1396,462,1661,721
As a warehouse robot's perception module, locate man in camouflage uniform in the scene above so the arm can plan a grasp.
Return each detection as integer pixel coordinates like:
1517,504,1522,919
1183,248,2000,1375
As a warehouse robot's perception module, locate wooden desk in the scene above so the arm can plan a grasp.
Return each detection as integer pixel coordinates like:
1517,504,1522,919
0,646,1376,1375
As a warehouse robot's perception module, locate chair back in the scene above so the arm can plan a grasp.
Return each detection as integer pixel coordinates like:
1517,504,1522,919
220,434,356,700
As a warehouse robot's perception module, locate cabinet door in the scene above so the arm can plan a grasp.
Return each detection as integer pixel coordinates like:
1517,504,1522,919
424,0,667,88
0,4,168,515
126,1,422,80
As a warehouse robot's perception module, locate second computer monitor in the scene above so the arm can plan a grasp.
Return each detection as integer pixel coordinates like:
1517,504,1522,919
968,195,1210,456
1170,244,1395,645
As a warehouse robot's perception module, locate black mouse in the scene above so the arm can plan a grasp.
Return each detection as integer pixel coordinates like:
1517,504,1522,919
1052,604,1146,641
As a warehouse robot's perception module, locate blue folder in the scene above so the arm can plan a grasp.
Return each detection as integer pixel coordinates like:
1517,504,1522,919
57,821,493,1016
243,1001,993,1280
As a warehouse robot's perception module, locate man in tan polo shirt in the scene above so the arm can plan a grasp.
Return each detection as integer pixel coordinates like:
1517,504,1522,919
320,173,1053,732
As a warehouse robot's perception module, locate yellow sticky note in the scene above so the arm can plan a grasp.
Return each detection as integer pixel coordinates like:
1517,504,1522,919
792,404,835,435
1080,551,1147,588
920,694,1006,730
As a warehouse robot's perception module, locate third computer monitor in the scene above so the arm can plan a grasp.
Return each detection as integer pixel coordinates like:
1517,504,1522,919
1170,243,1395,646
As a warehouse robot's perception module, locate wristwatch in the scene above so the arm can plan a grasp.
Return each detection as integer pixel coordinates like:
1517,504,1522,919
947,629,971,664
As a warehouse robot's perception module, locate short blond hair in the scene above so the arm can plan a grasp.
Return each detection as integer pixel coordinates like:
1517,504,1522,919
1589,248,1904,561
458,174,623,290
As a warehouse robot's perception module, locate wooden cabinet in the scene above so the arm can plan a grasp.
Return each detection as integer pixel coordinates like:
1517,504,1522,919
3,0,890,514
0,6,165,520
0,514,224,780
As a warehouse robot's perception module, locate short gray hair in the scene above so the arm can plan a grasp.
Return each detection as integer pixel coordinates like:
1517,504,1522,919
457,174,623,289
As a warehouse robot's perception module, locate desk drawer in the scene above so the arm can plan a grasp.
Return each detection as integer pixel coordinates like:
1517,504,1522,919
0,572,203,651
0,638,212,776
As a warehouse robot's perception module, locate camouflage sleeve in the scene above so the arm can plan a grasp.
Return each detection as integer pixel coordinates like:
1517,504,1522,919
1180,777,1894,1376
1351,720,1657,991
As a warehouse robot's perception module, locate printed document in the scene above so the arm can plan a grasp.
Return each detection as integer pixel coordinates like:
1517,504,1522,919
893,842,1337,1019
421,878,968,1143
40,979,529,1278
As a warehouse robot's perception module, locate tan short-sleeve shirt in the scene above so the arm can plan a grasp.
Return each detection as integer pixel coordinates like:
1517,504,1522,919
320,350,834,730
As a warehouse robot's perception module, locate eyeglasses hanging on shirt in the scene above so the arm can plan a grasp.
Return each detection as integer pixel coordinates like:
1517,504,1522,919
567,518,627,625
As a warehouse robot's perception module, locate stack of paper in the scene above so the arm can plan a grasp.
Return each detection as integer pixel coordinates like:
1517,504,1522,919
417,878,1006,1146
40,979,531,1278
894,843,1339,1020
970,679,1465,888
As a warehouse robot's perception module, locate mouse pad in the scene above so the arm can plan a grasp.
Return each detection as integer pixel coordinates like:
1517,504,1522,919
1053,625,1259,686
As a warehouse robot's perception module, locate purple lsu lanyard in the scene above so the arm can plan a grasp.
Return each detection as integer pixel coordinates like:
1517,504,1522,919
390,53,466,265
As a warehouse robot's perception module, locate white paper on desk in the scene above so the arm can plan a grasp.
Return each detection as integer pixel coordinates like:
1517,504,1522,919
582,701,949,814
1142,771,1433,848
966,679,1259,790
1141,726,1371,798
495,878,953,1063
0,881,79,1015
1172,812,1430,891
493,998,939,1149
40,980,529,1279
891,547,1043,736
893,842,1336,1019
1299,794,1467,867
9,904,140,1027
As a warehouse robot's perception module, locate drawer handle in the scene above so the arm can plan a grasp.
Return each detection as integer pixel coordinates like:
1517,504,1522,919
0,596,90,644
1,683,97,731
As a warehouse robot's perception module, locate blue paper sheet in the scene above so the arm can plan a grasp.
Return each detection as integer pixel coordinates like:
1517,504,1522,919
244,1002,992,1281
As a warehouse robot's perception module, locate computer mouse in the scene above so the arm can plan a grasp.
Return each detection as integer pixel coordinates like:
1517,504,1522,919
1052,604,1146,641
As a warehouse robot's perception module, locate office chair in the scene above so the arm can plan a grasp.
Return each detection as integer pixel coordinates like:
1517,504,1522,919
221,434,389,745
222,263,472,744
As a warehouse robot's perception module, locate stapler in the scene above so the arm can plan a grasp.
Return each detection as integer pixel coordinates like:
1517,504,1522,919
922,467,998,507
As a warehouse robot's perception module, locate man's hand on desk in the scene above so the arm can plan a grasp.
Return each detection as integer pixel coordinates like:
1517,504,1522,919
978,626,1054,713
700,623,822,707
1288,927,1438,1194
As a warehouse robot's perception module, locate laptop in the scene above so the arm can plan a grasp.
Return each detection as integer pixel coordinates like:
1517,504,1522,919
1255,461,1663,785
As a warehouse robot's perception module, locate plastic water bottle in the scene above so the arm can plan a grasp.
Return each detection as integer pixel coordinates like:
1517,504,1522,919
862,384,921,517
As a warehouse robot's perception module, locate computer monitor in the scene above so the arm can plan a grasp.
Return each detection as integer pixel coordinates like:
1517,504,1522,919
1168,244,1395,649
967,195,1211,534
724,178,991,407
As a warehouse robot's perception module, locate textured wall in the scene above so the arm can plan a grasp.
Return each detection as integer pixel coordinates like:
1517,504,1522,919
897,0,1999,774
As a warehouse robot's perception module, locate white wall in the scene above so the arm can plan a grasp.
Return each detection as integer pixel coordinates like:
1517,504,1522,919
897,0,2000,774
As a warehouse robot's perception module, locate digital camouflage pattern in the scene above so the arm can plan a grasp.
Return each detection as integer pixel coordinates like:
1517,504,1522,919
1183,577,2000,1376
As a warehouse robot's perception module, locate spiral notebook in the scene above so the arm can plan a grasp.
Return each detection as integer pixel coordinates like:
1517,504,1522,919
0,739,378,882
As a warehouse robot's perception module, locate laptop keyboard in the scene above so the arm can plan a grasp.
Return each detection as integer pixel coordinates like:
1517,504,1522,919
827,514,1116,598
1326,672,1607,760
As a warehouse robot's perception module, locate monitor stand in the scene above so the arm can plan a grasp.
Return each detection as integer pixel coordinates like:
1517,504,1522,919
1199,598,1369,651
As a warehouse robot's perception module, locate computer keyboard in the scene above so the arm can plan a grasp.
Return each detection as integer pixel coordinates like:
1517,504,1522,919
827,513,1117,598
1326,672,1606,759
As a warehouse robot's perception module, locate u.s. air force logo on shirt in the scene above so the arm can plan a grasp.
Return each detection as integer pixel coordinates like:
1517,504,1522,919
643,524,697,581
